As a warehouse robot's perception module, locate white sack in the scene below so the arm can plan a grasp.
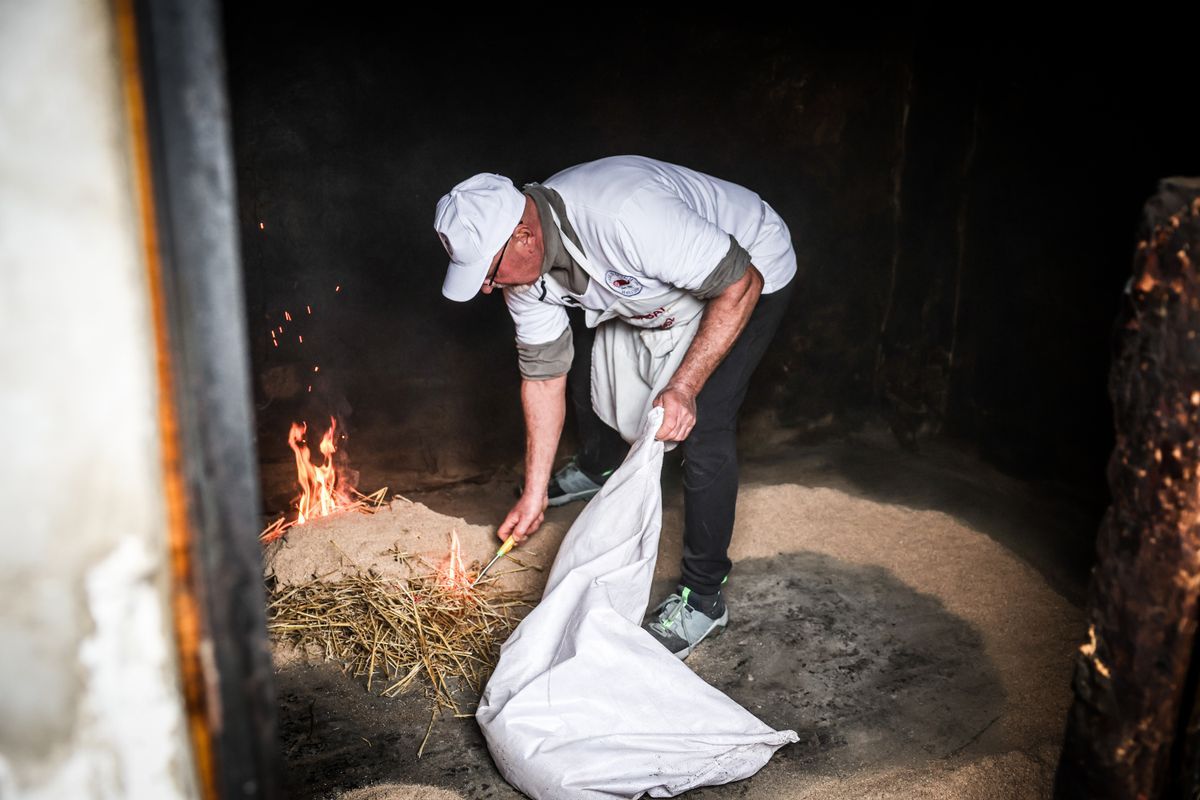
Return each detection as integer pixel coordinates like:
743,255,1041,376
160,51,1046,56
477,407,798,799
590,317,701,445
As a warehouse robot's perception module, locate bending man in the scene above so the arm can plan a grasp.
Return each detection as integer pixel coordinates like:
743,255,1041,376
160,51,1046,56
434,155,796,659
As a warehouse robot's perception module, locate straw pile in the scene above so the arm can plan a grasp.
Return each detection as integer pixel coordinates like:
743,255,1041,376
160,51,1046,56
266,556,532,755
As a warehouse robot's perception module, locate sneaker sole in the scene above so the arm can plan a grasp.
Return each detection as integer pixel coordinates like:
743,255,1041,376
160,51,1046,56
546,488,600,507
674,610,729,660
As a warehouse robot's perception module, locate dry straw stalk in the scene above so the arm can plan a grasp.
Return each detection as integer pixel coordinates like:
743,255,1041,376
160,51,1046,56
266,554,531,754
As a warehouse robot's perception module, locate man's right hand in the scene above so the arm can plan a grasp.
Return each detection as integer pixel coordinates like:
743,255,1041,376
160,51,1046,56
496,490,549,545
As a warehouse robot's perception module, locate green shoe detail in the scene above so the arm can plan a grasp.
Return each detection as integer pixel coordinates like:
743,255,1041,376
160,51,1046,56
642,585,728,660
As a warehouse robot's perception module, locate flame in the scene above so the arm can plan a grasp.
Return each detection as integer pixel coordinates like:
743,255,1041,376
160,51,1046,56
287,417,350,524
260,416,390,543
438,529,471,592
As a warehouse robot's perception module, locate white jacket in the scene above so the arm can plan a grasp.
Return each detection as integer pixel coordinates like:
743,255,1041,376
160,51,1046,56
505,155,797,350
504,155,796,443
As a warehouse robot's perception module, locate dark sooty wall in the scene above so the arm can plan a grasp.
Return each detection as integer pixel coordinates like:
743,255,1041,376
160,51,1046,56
223,13,1196,519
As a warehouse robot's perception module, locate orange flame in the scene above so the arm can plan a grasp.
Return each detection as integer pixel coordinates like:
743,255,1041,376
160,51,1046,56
287,417,350,524
439,530,471,592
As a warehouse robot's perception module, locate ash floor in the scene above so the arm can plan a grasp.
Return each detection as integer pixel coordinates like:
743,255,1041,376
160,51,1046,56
269,423,1096,800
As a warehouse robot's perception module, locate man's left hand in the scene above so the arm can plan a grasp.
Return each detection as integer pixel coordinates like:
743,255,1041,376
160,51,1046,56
652,384,697,442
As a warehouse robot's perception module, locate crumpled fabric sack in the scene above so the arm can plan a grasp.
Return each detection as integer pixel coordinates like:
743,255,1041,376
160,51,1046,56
477,407,798,799
590,314,701,445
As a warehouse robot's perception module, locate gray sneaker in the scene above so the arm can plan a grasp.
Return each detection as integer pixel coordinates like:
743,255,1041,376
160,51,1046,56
547,458,612,507
642,586,728,660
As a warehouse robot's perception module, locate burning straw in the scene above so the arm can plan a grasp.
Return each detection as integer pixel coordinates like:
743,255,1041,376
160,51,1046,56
260,416,390,544
265,544,532,755
259,486,388,543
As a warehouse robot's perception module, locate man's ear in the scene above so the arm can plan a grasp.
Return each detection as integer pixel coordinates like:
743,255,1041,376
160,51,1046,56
516,197,540,246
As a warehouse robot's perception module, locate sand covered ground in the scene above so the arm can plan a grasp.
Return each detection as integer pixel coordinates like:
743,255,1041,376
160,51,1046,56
265,424,1095,799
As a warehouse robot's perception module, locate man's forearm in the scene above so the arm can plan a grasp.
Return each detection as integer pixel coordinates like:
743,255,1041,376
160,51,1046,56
669,265,765,393
520,374,567,498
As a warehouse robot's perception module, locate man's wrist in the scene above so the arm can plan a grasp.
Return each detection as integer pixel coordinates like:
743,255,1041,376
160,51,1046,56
521,476,550,499
665,378,700,396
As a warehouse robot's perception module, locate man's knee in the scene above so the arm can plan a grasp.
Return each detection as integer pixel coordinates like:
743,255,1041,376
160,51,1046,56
682,426,737,491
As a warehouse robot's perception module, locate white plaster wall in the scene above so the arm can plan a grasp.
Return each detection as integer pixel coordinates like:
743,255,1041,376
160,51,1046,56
0,1,200,798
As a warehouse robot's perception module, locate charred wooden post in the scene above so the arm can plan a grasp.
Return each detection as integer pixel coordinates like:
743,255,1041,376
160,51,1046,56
1056,177,1200,799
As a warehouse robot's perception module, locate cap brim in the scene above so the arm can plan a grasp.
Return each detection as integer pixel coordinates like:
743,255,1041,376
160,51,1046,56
442,256,491,302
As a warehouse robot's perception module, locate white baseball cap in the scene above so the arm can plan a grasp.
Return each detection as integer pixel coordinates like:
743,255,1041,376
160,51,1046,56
434,173,526,302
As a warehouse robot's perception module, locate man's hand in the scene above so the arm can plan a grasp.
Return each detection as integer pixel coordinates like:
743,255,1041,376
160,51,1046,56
652,383,698,442
497,490,548,544
501,374,565,545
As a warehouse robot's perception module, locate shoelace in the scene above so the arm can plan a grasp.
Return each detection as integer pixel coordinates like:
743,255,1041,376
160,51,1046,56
652,596,687,631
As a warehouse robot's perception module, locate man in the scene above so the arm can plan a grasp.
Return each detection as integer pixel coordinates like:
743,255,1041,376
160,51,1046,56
434,155,796,659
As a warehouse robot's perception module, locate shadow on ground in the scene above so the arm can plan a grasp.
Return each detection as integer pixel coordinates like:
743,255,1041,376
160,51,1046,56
687,551,1004,795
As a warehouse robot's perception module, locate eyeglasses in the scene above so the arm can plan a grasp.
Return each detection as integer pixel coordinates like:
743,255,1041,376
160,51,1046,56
483,238,510,289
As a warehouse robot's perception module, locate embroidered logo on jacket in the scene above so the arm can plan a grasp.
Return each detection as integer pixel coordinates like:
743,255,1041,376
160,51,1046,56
605,270,643,297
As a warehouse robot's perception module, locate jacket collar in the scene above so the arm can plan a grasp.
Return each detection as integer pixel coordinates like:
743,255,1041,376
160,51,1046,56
523,183,590,294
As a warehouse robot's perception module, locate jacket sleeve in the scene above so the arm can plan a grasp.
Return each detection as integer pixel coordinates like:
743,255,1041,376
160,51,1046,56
515,326,573,380
693,236,752,299
619,189,752,298
504,284,573,380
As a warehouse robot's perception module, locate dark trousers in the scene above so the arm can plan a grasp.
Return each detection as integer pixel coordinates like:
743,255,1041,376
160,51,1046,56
571,279,794,596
